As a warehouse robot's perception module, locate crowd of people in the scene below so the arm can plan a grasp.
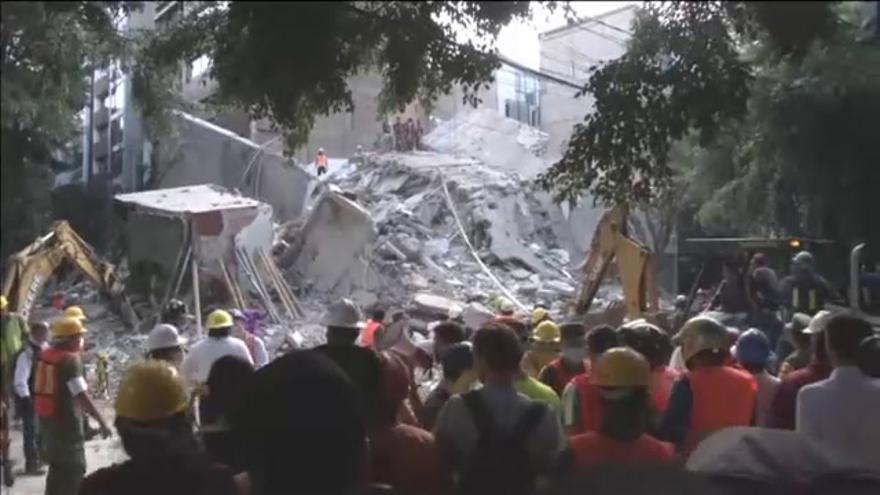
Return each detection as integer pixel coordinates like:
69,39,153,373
1,248,879,495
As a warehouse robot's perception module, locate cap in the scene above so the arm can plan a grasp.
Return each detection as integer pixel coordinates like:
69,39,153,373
146,324,187,352
786,313,812,335
321,299,364,329
802,310,833,335
732,328,774,366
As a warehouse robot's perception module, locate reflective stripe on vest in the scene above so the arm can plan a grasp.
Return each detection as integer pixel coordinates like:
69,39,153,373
34,348,77,418
684,366,757,453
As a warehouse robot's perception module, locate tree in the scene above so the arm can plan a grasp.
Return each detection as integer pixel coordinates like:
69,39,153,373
132,1,541,150
1,2,132,258
540,1,879,247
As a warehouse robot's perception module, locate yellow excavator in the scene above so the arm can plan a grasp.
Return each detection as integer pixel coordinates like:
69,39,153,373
574,206,660,320
1,220,136,327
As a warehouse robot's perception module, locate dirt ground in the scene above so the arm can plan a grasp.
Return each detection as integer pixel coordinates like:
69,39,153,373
4,401,126,495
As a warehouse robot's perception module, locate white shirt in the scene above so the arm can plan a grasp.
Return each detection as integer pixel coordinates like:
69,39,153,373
243,334,269,369
13,340,47,398
796,366,880,471
181,335,254,386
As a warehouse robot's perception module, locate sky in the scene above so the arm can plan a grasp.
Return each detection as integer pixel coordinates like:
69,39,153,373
496,1,638,69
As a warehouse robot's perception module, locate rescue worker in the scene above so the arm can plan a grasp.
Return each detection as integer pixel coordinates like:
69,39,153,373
779,250,837,317
770,319,832,430
732,328,779,427
36,316,112,495
79,361,238,495
180,310,253,391
657,316,757,454
63,305,87,322
432,323,565,495
315,147,329,176
1,294,27,484
420,343,474,429
617,321,679,414
316,299,383,426
360,308,386,350
492,296,517,323
162,299,192,330
532,306,552,327
200,355,254,473
538,322,588,396
230,309,268,369
12,321,49,475
432,320,467,362
561,325,620,434
522,321,562,378
369,351,448,494
776,313,813,377
567,348,675,468
796,313,880,468
145,323,187,368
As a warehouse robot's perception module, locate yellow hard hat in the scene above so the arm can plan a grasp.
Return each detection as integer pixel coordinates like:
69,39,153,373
115,360,189,422
532,307,549,323
205,309,234,330
675,316,729,362
51,316,87,338
0,295,7,310
64,305,87,321
531,321,561,344
592,347,650,387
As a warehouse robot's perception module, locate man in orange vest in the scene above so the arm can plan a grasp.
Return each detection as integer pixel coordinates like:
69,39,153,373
359,308,386,350
538,322,588,396
561,324,619,435
567,347,675,468
315,148,329,176
657,316,757,455
36,317,111,495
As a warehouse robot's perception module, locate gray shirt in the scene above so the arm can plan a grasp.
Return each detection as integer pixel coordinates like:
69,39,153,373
432,382,565,472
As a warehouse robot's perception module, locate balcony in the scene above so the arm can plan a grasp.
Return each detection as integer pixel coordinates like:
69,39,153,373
94,75,110,99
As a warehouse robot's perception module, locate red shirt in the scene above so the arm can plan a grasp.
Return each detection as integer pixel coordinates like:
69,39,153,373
650,366,680,413
368,424,448,495
771,362,832,430
570,432,675,468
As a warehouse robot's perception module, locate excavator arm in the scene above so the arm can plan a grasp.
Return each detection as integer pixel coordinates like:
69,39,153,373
574,206,659,319
2,221,136,327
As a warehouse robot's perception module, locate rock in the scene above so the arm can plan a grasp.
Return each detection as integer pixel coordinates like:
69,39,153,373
517,283,539,296
510,268,532,280
424,238,450,258
547,248,571,266
536,288,557,301
461,302,494,330
408,273,430,290
412,293,464,318
377,240,407,261
544,280,576,296
395,234,423,261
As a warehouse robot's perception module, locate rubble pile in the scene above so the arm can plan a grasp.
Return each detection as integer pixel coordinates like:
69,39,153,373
281,151,585,323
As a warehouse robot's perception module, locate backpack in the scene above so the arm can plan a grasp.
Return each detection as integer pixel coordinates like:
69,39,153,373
457,391,547,495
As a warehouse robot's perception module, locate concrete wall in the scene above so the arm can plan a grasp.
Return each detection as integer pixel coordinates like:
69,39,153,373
539,6,636,157
158,113,313,222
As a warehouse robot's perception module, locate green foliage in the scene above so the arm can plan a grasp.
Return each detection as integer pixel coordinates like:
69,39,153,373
538,2,752,205
132,1,535,152
1,2,134,258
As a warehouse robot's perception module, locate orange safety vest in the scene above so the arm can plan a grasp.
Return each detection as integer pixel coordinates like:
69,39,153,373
571,372,604,435
570,431,675,467
34,348,78,419
684,366,757,453
650,366,680,413
360,320,383,349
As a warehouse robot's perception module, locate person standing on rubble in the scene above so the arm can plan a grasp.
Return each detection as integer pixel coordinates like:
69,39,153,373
315,147,329,176
359,308,386,350
393,116,403,151
162,299,195,335
36,316,112,495
12,321,49,476
180,310,253,392
566,348,675,468
230,309,268,369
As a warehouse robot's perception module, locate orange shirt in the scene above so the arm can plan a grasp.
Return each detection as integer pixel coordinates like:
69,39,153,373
570,432,675,468
368,424,449,495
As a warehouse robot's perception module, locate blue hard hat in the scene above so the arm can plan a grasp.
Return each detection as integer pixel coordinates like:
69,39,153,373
733,328,774,366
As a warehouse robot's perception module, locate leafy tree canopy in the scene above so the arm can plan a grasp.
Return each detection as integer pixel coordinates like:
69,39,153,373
133,1,542,150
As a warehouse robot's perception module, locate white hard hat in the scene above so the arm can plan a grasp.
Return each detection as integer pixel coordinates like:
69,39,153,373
321,299,364,329
318,147,325,153
146,324,187,352
802,310,833,335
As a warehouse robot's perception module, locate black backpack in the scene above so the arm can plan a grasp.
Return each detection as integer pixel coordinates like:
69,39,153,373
457,391,547,495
